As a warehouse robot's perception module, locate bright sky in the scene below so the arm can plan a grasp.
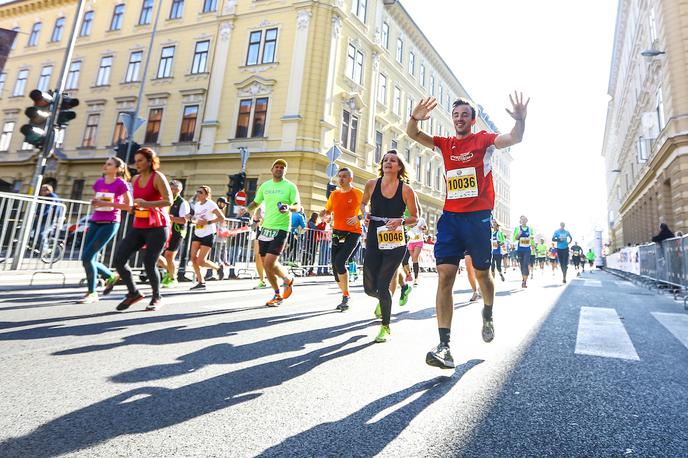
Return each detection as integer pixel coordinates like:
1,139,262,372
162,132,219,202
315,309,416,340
403,0,618,244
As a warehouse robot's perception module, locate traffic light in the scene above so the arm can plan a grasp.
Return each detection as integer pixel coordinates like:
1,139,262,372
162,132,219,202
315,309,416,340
326,182,337,199
227,172,246,198
20,89,54,148
56,95,79,126
113,141,140,164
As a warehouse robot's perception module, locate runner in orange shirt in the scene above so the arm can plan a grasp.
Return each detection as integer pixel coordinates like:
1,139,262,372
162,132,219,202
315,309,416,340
321,168,363,311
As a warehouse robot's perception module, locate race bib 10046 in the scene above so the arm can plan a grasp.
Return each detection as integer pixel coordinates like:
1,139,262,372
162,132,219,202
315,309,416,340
376,226,406,250
446,167,478,200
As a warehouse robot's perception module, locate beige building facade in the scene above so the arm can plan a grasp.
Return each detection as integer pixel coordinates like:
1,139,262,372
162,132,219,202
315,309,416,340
603,0,688,250
0,0,511,230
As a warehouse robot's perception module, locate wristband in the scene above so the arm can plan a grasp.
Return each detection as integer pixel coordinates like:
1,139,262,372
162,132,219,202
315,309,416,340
410,115,419,122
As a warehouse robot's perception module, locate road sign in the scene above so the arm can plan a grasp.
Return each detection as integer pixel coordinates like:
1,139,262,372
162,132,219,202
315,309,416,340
326,145,342,163
119,112,146,134
234,190,247,206
239,147,250,171
326,163,339,178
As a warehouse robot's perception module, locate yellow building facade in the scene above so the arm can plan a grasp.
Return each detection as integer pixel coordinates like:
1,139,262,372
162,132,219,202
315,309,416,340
0,0,511,230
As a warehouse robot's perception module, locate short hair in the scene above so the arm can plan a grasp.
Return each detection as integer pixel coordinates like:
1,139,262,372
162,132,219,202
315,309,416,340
169,180,183,190
338,167,353,178
134,147,160,172
452,99,476,120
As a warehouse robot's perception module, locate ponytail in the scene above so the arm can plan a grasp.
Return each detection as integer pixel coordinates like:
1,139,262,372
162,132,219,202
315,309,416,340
109,156,131,181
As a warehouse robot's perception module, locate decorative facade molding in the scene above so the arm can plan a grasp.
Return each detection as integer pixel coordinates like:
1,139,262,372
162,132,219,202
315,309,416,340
223,0,237,15
296,10,312,31
219,22,234,41
332,15,342,38
235,75,277,97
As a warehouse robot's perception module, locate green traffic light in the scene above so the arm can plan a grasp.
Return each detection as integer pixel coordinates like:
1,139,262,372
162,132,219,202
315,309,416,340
20,124,46,147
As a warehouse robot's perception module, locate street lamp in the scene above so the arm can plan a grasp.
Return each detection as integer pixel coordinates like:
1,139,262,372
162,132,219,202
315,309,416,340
641,48,665,57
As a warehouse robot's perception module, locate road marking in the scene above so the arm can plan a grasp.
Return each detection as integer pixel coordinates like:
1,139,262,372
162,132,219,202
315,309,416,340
575,307,639,360
584,280,602,287
614,281,634,288
652,312,688,350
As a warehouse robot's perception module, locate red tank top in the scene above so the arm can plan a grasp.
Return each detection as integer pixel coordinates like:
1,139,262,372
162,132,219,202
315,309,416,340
133,171,169,229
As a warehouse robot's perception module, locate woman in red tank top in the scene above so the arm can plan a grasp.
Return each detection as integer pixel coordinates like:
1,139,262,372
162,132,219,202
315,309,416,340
106,147,172,312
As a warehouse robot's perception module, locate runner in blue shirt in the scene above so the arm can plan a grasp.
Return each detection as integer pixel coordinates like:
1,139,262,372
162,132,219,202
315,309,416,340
552,222,572,284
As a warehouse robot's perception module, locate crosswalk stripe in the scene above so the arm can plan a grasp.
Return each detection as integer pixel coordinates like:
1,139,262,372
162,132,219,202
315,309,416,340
652,312,688,350
584,280,602,287
575,307,639,360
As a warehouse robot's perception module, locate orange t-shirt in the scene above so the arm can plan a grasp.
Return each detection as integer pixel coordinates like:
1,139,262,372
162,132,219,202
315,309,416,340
325,187,363,234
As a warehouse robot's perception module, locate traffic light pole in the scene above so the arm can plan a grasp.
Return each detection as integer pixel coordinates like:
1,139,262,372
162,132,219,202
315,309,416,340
12,0,86,270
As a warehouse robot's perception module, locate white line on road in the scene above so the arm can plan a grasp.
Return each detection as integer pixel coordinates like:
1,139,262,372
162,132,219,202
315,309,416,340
614,281,634,288
575,307,640,361
584,280,602,288
652,312,688,350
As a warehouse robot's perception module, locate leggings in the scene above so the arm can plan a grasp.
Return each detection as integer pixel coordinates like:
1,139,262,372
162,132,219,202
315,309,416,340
113,226,169,298
81,222,120,293
331,231,360,282
490,253,502,276
363,240,406,326
557,249,569,275
517,251,531,277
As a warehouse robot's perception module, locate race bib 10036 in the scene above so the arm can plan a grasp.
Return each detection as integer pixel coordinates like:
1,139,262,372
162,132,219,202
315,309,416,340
446,167,478,200
376,226,406,250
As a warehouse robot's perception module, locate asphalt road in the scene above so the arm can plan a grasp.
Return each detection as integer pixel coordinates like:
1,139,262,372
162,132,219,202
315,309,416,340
0,266,686,457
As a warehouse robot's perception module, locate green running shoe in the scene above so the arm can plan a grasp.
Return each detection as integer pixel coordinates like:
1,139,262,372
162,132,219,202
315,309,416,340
399,284,412,306
375,325,391,343
374,302,382,319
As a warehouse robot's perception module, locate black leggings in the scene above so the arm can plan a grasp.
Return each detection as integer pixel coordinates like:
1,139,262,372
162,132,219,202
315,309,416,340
363,242,406,326
490,253,503,275
113,226,169,298
557,249,569,275
331,231,360,282
517,251,531,277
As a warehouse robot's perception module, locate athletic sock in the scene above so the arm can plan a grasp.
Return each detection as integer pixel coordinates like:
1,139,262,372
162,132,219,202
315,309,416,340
274,289,280,295
439,328,451,345
482,305,493,320
413,262,419,278
343,291,350,297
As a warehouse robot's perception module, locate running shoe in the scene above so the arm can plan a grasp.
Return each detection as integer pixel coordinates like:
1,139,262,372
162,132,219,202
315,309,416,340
166,279,179,288
374,325,391,343
521,281,528,288
146,296,163,311
79,292,99,304
205,269,215,281
190,283,206,291
102,275,120,296
253,280,267,289
426,343,455,369
116,291,144,311
482,317,495,343
282,277,294,299
500,272,505,281
335,295,350,312
374,302,382,319
413,280,419,287
399,284,412,306
469,290,481,302
266,294,283,307
218,265,225,281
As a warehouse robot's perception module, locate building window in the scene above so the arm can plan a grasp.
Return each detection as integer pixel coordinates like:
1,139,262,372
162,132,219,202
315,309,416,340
436,165,442,190
407,96,414,118
28,22,41,47
381,22,389,49
51,17,65,42
202,0,218,13
139,0,153,25
10,27,19,49
377,73,387,104
419,64,425,87
12,69,28,96
391,139,398,150
144,108,162,144
235,98,269,138
246,28,278,66
404,148,410,163
341,110,358,152
70,179,85,201
125,51,143,82
37,66,52,92
0,122,14,151
351,0,367,22
396,38,403,64
426,160,432,185
157,46,175,78
393,86,401,116
191,40,209,74
439,83,443,105
0,73,6,95
169,0,184,19
66,61,80,89
656,88,665,131
375,130,382,163
82,113,99,147
408,51,415,75
112,113,127,145
430,75,435,96
649,8,658,44
415,156,422,181
179,105,198,142
345,44,363,85
80,11,94,36
96,56,112,86
110,4,125,31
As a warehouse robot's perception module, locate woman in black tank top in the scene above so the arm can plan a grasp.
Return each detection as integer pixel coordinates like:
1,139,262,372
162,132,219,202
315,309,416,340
360,150,420,343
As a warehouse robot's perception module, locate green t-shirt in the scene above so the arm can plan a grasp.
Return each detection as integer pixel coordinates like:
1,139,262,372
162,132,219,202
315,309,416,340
254,179,299,231
586,251,596,261
536,243,548,257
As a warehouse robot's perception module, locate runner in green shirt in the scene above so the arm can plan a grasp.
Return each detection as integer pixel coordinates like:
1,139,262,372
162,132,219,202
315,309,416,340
244,159,301,307
535,238,548,271
586,249,596,268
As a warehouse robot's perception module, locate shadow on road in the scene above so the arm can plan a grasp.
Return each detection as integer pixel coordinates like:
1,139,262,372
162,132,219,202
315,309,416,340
256,359,484,457
0,337,373,458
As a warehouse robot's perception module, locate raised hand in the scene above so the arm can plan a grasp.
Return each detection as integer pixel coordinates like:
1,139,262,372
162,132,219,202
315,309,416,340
411,97,438,121
505,91,529,121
